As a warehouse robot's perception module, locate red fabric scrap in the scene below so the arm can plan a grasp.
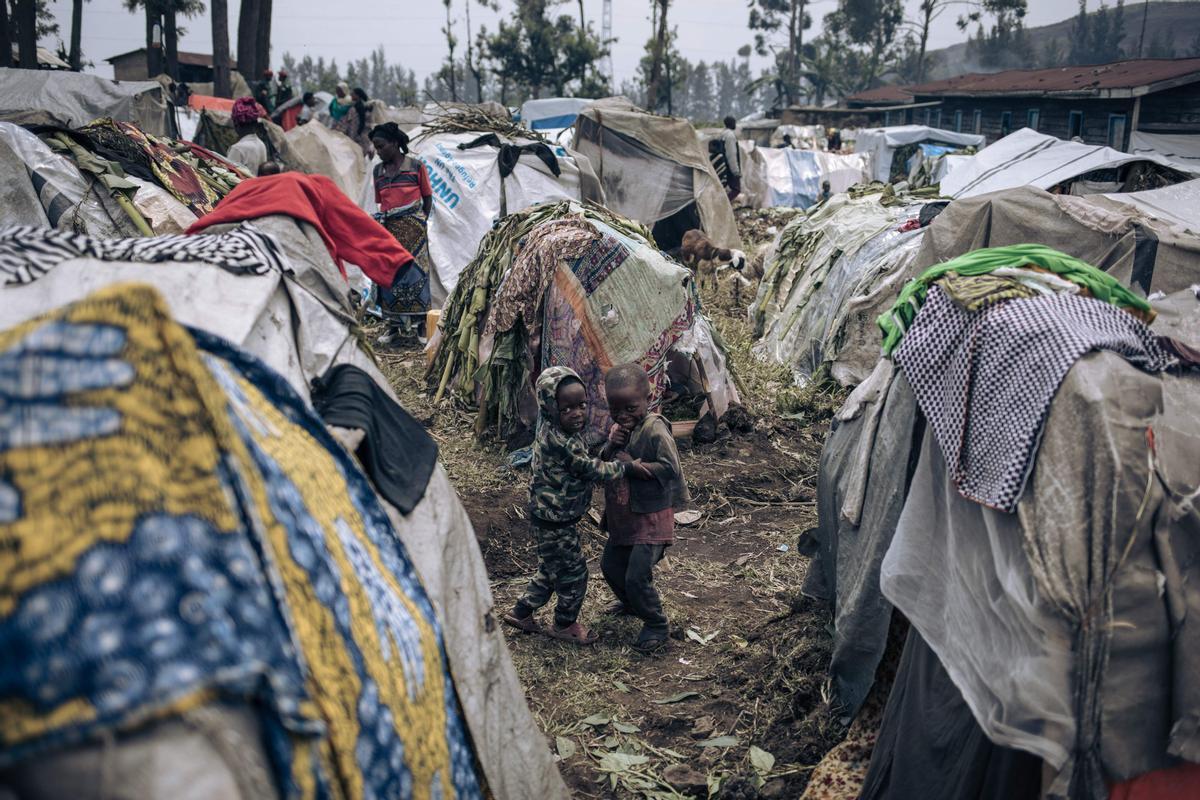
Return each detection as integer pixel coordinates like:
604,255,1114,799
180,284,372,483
1109,762,1200,800
187,173,412,287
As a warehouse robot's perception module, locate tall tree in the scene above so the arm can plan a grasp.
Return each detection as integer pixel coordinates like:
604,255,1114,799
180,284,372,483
647,0,670,111
748,1,810,106
211,0,231,96
237,0,259,82
441,0,458,100
958,0,1032,69
0,0,11,69
479,0,609,101
69,0,84,70
1068,0,1125,65
14,0,37,67
832,0,904,90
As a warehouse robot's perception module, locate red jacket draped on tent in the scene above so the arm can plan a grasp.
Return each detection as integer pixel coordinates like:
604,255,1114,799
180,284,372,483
187,173,411,288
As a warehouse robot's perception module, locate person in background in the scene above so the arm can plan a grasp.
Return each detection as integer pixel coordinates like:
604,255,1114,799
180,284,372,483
254,69,276,113
328,82,352,127
721,115,742,203
818,180,832,205
369,122,434,345
827,127,842,151
273,90,317,131
225,97,268,176
275,69,294,107
334,87,372,155
781,133,795,149
257,161,282,177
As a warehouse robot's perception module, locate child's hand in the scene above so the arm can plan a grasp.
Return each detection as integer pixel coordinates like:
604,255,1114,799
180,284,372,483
608,423,629,448
615,451,634,464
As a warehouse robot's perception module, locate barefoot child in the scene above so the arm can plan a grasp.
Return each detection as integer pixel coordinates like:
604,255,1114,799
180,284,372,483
504,366,627,645
600,363,691,653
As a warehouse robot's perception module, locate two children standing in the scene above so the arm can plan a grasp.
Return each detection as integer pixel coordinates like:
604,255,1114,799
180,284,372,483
503,364,689,653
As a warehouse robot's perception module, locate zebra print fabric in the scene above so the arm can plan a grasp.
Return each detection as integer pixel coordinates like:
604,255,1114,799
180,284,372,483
0,224,288,287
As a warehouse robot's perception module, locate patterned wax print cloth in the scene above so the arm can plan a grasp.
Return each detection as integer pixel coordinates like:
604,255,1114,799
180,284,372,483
0,224,287,287
879,244,1155,356
81,119,223,216
539,218,694,442
894,285,1177,512
0,284,481,800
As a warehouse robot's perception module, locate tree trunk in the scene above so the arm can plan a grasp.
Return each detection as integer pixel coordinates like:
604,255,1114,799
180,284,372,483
254,0,272,78
15,0,37,68
211,0,232,97
0,0,10,69
237,0,260,84
164,7,178,81
1138,0,1149,57
916,0,933,83
648,0,669,111
69,0,83,70
145,4,162,77
444,0,457,101
786,0,797,105
578,0,585,28
466,0,483,103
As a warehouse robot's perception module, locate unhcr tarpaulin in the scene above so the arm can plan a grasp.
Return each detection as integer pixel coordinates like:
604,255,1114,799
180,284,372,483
854,125,984,183
940,127,1188,199
518,97,593,131
361,129,601,303
574,97,742,250
0,68,172,136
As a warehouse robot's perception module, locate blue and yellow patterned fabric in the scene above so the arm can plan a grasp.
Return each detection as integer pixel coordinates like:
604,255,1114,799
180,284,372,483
0,284,481,800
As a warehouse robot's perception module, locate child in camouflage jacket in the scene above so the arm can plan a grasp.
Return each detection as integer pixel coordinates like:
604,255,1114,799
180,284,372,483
504,366,628,645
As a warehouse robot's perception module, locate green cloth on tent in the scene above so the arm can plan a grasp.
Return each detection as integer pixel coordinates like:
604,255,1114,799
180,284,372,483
878,243,1155,355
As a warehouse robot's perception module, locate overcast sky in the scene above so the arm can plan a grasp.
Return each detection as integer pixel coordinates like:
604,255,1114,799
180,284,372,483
49,0,1091,84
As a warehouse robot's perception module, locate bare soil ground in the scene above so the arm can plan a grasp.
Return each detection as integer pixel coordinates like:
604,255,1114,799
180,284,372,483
378,212,848,799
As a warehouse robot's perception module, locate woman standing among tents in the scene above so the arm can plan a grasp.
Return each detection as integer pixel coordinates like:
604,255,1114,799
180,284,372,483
370,122,434,344
334,87,372,156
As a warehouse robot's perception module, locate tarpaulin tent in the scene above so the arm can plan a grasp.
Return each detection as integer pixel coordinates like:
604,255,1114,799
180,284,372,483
1127,131,1200,177
429,201,742,448
750,187,943,387
854,125,984,183
285,121,367,201
0,67,173,136
755,148,870,208
940,127,1194,199
361,125,604,304
573,97,742,252
0,214,570,799
518,97,594,131
808,275,1200,799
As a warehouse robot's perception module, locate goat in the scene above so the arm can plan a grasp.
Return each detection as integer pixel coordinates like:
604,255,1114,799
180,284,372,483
679,229,749,303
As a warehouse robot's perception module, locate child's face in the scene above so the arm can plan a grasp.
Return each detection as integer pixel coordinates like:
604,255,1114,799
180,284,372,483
556,381,588,434
607,384,649,430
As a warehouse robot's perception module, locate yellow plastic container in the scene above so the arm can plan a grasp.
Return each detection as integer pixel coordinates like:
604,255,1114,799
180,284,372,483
425,309,441,340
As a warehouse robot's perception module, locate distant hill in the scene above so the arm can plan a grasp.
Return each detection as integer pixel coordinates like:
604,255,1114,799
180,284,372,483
923,1,1200,80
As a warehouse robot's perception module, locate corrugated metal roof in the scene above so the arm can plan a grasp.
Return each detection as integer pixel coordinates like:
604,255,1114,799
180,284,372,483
846,85,915,104
910,57,1200,96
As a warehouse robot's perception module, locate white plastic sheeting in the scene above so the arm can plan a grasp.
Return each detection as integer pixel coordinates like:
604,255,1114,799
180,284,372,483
761,147,822,208
0,121,141,238
0,68,172,135
1128,131,1200,173
518,97,594,131
855,125,985,182
941,127,1183,199
125,175,198,234
360,130,591,304
286,121,367,201
1102,178,1200,232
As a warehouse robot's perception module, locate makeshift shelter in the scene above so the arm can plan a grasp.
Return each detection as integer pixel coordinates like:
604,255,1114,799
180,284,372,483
755,148,870,208
752,180,1200,389
518,97,594,142
1128,131,1200,174
0,205,569,798
192,108,304,174
941,127,1194,199
805,249,1200,798
750,185,945,387
0,67,173,136
854,124,985,183
361,109,605,304
573,97,742,252
428,201,742,448
285,121,367,201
